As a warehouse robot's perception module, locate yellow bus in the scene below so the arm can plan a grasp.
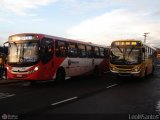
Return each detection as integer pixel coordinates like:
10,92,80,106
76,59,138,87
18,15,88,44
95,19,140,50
109,40,156,78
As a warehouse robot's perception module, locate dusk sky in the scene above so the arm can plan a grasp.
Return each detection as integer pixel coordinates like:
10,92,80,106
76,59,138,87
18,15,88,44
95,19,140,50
0,0,160,47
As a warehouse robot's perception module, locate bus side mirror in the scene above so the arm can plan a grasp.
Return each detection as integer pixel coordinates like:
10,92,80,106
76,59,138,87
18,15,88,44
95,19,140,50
142,48,145,53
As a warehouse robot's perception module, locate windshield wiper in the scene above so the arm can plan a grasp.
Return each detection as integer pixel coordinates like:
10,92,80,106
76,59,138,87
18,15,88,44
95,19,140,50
128,46,135,57
117,46,123,53
19,45,25,62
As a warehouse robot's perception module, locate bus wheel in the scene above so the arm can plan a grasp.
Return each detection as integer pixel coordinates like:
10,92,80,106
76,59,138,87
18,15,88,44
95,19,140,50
144,68,147,78
141,68,147,80
151,66,155,75
94,66,100,77
56,68,65,83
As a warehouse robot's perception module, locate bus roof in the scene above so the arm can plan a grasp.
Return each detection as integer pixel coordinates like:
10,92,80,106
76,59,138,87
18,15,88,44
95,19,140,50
9,33,109,48
111,39,156,51
111,39,143,46
143,43,156,51
112,39,142,42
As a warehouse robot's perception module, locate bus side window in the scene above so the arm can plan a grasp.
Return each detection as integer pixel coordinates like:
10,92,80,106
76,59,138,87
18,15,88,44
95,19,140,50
41,38,54,64
56,40,67,57
94,47,100,58
67,42,78,58
100,48,105,58
86,45,93,58
104,48,109,58
142,47,145,60
78,44,86,58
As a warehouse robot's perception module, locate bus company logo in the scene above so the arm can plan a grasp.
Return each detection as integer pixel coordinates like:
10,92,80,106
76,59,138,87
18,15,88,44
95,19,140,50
1,114,8,120
1,114,18,120
19,59,23,63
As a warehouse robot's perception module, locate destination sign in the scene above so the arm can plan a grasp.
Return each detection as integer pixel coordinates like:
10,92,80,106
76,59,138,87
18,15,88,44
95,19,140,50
112,41,142,46
9,35,39,41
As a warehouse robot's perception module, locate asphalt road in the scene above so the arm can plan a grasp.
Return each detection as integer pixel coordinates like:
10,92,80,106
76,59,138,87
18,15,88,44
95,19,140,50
0,68,160,120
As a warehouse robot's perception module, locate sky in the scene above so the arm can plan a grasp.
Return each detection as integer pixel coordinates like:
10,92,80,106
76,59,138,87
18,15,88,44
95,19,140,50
0,0,160,47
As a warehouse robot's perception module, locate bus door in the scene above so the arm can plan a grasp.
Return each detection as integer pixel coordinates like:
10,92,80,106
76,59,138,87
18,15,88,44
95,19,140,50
76,44,87,75
86,45,94,73
67,42,79,76
41,38,54,79
55,40,69,77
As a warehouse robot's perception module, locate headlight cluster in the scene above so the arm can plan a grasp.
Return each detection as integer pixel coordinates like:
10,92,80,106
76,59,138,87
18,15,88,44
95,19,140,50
6,67,9,70
6,67,12,72
132,66,140,72
28,66,40,74
110,66,118,71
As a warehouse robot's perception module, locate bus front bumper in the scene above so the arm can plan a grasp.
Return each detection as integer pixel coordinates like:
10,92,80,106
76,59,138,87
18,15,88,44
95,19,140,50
110,70,141,77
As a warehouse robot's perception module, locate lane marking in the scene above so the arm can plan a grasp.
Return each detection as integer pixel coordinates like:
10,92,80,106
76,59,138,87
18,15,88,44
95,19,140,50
51,84,118,106
51,97,78,106
65,77,71,80
104,71,110,74
0,93,15,100
106,84,118,89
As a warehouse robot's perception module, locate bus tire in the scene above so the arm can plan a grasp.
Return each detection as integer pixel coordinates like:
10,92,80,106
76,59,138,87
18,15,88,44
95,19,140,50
94,66,100,77
144,68,147,78
141,68,147,80
151,65,155,75
56,68,65,83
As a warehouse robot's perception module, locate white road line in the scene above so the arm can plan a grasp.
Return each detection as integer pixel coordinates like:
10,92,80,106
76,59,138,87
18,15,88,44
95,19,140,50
104,71,110,74
65,77,71,80
0,93,15,100
51,84,118,106
51,96,78,106
106,84,118,89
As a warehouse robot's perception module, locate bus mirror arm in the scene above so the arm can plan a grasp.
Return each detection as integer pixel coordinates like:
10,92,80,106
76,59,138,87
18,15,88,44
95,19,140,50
3,42,9,55
3,42,8,46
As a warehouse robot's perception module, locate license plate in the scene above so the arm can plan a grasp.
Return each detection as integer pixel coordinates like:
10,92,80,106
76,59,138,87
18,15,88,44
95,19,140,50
17,74,23,77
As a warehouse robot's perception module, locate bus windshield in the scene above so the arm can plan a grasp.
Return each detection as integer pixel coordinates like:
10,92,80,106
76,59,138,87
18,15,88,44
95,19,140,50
110,46,141,65
8,41,39,65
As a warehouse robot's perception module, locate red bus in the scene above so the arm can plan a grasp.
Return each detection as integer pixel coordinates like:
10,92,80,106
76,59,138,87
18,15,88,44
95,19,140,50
6,33,109,82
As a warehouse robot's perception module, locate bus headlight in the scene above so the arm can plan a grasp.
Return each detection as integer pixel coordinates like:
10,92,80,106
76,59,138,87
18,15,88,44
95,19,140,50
34,66,39,71
28,66,40,74
112,67,117,71
132,66,140,72
6,67,12,72
110,67,117,71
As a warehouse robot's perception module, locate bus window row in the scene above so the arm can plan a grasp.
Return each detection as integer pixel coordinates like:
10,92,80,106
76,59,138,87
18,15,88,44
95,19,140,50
55,40,109,58
144,45,155,59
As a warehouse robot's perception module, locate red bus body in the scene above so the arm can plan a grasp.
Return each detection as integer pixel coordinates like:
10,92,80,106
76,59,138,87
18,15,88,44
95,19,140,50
6,33,109,81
